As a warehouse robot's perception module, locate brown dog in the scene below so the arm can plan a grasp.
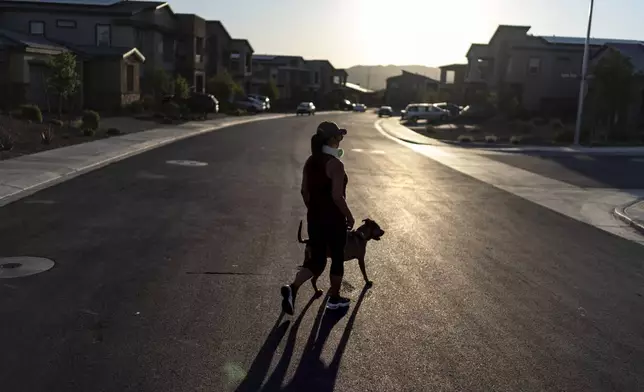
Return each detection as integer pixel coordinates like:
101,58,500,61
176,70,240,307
297,219,385,295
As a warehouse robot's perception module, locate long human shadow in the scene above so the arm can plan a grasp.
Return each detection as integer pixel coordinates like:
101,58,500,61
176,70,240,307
262,284,370,391
234,295,318,392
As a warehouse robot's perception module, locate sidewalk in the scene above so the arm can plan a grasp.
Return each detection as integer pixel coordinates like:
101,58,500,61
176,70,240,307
376,118,644,245
614,199,644,234
0,112,324,207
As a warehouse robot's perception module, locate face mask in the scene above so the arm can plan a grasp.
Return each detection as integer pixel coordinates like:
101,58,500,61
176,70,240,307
322,145,344,158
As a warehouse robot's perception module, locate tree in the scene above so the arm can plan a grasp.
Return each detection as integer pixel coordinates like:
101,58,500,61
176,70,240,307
260,79,280,101
206,70,243,103
46,52,81,117
587,50,636,138
151,68,174,100
174,75,190,99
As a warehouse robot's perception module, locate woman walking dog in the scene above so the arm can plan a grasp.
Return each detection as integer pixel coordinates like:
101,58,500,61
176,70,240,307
281,121,354,315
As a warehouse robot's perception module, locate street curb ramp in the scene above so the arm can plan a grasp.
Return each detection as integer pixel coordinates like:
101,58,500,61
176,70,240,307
613,198,644,235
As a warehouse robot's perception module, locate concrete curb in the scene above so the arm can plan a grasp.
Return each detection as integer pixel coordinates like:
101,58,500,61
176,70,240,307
0,111,341,208
613,198,644,235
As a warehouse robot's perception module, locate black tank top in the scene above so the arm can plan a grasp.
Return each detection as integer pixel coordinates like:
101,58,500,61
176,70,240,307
304,153,348,225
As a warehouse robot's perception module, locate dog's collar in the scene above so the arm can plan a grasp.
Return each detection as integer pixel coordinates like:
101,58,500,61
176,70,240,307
355,229,368,240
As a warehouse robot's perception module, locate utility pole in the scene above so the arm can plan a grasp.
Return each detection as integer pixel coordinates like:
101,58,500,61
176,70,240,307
574,0,595,145
366,68,371,91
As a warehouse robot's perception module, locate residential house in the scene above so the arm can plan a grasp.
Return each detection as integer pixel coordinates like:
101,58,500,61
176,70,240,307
251,54,312,102
438,63,467,104
176,13,206,93
465,24,644,116
205,20,230,78
228,38,253,92
0,0,180,110
385,70,440,109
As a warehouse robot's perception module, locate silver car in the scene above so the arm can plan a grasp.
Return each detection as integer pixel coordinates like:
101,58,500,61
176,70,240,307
404,103,450,123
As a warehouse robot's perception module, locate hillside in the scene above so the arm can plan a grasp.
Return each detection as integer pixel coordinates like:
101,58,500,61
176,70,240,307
346,65,441,91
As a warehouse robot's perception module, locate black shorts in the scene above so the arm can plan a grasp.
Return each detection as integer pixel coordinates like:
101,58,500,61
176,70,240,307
302,220,346,276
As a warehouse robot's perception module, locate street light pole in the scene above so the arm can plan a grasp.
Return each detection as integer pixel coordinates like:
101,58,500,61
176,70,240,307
574,0,595,145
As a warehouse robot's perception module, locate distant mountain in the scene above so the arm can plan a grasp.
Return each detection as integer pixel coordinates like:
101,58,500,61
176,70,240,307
345,65,441,91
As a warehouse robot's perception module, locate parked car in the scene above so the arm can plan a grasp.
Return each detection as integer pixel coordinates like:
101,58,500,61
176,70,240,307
248,94,271,110
296,102,316,115
404,103,450,124
378,106,393,117
354,103,367,112
340,99,355,111
434,102,463,117
235,96,265,113
400,109,407,120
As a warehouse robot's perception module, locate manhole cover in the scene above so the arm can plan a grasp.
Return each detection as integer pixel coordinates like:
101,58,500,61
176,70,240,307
166,160,208,167
0,257,55,279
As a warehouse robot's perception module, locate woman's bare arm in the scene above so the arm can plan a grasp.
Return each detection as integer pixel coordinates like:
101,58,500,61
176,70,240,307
301,167,310,208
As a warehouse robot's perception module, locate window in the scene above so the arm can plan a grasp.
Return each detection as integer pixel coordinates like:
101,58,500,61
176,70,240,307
126,64,135,92
506,57,513,75
314,72,319,84
195,37,203,55
56,20,76,29
96,24,111,47
196,74,204,93
163,37,174,61
29,21,44,35
528,57,541,75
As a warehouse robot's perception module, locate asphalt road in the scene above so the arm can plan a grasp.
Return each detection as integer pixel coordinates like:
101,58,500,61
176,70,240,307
2,113,644,392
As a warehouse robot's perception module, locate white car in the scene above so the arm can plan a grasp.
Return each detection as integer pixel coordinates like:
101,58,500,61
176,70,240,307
235,96,265,113
404,103,450,123
248,94,271,110
353,103,367,112
296,102,316,116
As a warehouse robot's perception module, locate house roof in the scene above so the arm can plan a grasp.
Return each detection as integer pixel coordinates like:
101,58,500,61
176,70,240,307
0,0,170,15
387,70,439,84
0,28,68,53
206,20,231,41
307,59,335,69
344,82,373,93
439,63,467,70
466,43,488,58
230,38,253,53
72,45,146,61
538,35,644,46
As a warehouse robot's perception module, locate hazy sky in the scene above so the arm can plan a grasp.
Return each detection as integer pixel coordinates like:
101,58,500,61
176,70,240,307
167,0,642,68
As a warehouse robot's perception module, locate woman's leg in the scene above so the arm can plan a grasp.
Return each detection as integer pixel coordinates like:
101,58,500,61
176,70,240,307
327,224,350,309
281,220,327,315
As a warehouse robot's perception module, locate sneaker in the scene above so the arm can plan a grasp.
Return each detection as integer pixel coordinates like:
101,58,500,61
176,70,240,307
326,296,350,310
281,285,295,315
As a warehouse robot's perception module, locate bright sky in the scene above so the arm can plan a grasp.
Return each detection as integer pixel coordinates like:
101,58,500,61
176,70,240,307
167,0,643,68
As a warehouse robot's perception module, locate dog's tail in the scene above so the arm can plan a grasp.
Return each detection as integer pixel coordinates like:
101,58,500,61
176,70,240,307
297,220,308,244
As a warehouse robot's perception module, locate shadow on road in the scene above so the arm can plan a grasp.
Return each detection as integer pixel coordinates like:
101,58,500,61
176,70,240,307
235,285,370,392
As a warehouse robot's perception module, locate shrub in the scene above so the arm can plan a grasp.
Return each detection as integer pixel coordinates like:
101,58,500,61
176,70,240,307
485,135,498,143
554,129,575,143
107,128,122,136
20,104,43,123
550,118,565,129
141,94,156,110
48,119,64,127
457,134,473,143
162,101,181,119
128,100,145,114
82,110,100,130
174,76,190,100
0,130,14,151
41,126,54,145
83,128,95,137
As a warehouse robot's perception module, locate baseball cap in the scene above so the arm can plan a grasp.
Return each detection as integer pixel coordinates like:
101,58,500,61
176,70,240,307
317,121,347,139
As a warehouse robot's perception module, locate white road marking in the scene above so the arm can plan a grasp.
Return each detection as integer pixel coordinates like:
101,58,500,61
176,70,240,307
351,148,364,152
351,148,385,154
374,120,644,246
